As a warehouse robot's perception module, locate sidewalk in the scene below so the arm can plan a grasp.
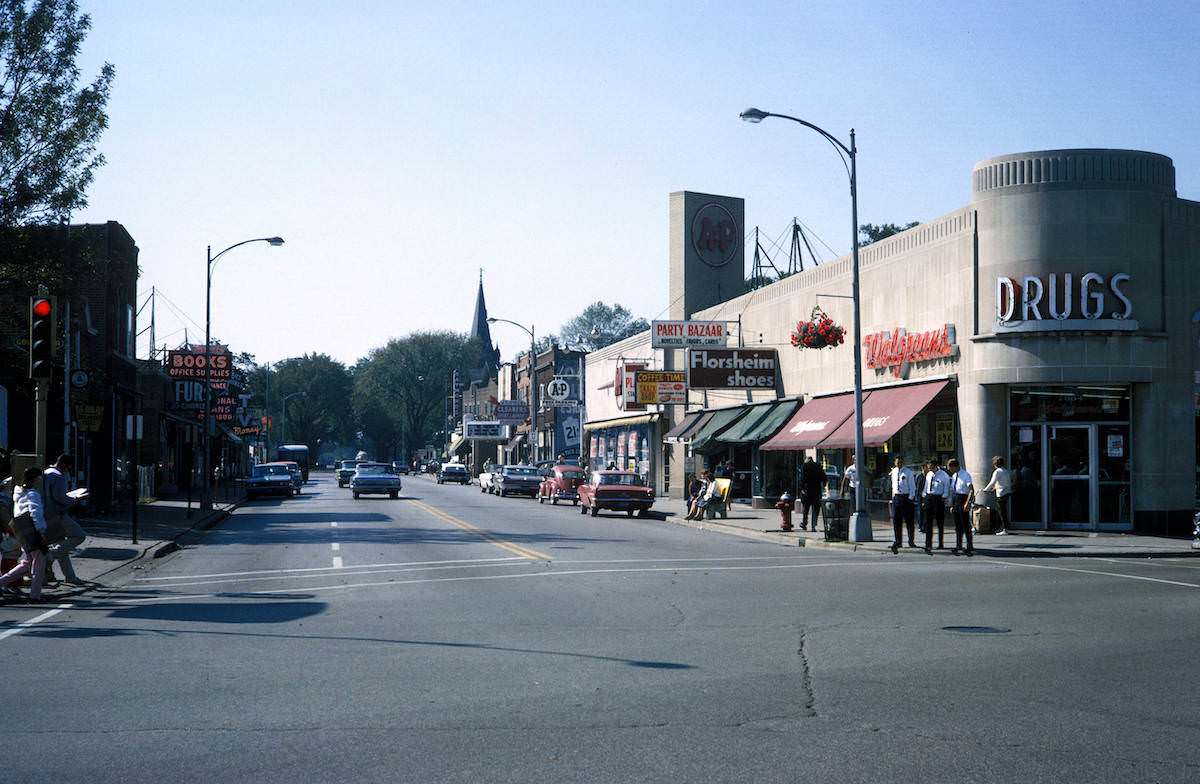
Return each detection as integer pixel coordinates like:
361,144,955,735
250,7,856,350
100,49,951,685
658,500,1200,558
17,495,243,601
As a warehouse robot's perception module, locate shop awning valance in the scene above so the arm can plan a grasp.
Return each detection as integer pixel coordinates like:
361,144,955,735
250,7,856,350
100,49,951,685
819,380,949,449
717,399,801,444
689,407,753,452
505,433,525,450
583,413,660,432
662,411,708,443
759,393,857,451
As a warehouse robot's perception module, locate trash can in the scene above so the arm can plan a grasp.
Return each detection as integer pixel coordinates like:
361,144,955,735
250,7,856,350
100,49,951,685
822,497,851,541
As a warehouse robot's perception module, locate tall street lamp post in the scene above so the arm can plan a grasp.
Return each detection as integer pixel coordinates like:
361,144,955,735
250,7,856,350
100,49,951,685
488,317,538,464
740,108,871,541
202,236,284,510
281,391,306,445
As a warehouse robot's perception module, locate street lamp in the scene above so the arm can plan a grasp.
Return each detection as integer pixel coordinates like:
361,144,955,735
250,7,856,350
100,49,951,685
740,107,871,542
202,235,284,510
281,391,306,445
488,317,538,463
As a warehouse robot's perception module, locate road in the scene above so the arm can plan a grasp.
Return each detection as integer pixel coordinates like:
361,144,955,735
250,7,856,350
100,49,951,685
5,471,1200,782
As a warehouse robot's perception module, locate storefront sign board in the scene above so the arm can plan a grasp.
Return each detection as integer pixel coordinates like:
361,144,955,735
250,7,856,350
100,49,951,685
864,324,958,379
634,370,686,405
996,272,1132,324
494,400,529,425
687,348,778,389
651,320,728,348
168,349,233,380
465,421,506,440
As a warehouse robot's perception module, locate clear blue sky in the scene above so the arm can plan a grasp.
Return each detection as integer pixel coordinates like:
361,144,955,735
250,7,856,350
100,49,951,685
72,0,1200,366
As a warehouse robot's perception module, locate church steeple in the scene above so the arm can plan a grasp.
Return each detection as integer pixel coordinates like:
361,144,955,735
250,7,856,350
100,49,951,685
469,269,501,378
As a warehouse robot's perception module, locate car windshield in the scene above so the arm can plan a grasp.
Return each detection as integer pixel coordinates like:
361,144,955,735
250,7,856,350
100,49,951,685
506,467,538,477
560,469,584,479
253,465,289,477
597,473,643,486
356,464,393,475
444,465,466,473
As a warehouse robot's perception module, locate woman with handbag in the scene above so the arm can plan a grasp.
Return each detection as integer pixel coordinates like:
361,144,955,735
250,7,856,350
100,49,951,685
0,466,49,601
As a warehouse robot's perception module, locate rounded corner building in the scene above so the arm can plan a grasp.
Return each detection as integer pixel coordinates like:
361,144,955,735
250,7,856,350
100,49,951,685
671,149,1198,535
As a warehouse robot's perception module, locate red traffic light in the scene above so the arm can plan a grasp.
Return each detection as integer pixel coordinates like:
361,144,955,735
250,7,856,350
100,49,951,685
32,298,51,318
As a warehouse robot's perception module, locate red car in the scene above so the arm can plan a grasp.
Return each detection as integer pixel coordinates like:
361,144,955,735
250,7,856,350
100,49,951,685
538,464,586,505
578,470,655,518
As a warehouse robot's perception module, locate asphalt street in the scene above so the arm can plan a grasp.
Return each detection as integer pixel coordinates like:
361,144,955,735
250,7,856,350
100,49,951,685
5,472,1200,783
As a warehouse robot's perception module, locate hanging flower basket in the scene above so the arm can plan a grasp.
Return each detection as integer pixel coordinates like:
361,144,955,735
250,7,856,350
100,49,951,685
790,307,846,350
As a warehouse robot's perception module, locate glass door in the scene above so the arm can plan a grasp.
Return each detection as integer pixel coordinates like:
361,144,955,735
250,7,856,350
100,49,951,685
1009,426,1043,525
1049,425,1091,529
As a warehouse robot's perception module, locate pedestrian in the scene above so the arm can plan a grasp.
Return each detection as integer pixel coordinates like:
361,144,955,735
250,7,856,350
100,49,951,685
0,466,48,602
684,473,701,518
981,455,1013,535
42,454,87,586
914,461,927,534
947,458,975,555
0,477,18,575
685,471,712,520
922,457,952,553
839,454,858,499
799,456,826,532
555,454,566,465
888,456,917,553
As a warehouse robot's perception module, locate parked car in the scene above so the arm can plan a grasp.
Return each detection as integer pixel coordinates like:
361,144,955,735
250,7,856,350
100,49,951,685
336,459,366,487
578,470,655,517
391,460,411,475
495,465,541,498
245,463,294,500
478,465,504,494
268,461,303,496
538,464,586,505
351,462,403,499
437,463,470,485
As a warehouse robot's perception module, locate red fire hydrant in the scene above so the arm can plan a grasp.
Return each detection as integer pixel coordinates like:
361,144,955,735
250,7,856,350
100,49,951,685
776,492,794,532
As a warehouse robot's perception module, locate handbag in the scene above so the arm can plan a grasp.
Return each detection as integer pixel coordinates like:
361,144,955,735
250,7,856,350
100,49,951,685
8,511,45,553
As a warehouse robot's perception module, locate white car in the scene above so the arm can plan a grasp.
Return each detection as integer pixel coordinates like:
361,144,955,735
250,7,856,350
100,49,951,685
350,462,403,499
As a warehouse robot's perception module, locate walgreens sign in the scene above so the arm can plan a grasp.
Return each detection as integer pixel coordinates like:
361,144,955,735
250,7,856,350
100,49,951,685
864,324,958,379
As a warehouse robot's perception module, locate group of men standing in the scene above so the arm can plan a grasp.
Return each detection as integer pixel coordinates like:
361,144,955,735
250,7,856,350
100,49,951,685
888,455,975,555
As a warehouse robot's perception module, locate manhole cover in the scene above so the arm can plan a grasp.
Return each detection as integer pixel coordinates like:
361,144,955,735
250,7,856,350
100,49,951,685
941,626,1011,634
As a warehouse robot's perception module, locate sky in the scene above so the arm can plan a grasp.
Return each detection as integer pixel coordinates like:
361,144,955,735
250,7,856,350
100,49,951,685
72,0,1200,367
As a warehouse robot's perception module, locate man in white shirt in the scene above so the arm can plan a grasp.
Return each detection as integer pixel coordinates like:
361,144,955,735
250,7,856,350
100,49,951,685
922,457,952,553
947,458,975,555
888,456,917,554
839,455,857,498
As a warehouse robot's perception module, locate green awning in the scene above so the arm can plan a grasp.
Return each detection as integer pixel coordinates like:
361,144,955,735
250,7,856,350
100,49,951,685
717,399,800,444
689,407,752,452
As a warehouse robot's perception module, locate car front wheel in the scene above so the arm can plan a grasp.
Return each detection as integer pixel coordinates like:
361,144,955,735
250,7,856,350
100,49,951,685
353,491,360,499
589,505,599,517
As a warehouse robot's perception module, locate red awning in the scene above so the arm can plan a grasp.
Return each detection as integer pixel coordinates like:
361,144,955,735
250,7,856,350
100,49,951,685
819,380,949,449
759,392,857,451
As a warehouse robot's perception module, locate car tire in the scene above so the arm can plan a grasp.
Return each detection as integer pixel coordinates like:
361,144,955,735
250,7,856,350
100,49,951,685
389,491,398,499
589,505,599,517
353,491,360,499
538,494,544,504
499,488,506,498
573,499,579,506
626,509,634,517
580,502,588,515
551,497,558,505
480,484,486,493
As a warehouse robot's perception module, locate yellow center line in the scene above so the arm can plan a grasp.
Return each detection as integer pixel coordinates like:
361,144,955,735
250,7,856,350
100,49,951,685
406,499,552,562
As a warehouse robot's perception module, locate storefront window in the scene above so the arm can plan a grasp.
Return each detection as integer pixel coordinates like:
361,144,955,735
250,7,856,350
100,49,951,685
1009,386,1130,422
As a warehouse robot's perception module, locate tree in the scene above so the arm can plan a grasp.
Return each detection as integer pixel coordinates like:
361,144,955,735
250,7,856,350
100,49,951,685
244,354,355,458
0,0,114,228
859,222,918,246
557,302,650,352
352,331,477,459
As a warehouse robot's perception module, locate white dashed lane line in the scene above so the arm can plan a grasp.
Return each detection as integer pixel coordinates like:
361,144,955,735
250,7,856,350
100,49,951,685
332,521,343,568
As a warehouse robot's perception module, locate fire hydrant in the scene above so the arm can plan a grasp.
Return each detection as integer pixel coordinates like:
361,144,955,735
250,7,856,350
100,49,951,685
776,492,795,532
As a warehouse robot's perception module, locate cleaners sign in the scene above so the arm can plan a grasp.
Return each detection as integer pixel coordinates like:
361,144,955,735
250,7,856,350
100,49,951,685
687,348,778,389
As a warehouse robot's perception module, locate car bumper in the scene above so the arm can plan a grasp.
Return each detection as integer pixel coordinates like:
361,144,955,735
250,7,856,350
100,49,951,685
593,497,654,510
247,483,293,498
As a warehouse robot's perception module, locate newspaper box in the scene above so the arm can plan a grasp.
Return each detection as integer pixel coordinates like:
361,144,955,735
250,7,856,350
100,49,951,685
822,497,851,541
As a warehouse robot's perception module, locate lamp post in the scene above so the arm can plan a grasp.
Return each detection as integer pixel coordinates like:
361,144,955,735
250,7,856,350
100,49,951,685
202,236,284,510
281,391,306,445
488,317,538,463
740,108,871,541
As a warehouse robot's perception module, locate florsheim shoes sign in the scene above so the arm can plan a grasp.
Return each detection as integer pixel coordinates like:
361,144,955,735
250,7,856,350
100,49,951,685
686,348,778,389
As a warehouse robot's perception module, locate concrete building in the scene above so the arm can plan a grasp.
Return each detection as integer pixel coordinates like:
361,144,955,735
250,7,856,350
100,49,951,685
671,149,1197,534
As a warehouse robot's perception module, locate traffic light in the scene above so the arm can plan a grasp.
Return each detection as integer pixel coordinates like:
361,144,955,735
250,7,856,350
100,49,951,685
28,295,57,379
